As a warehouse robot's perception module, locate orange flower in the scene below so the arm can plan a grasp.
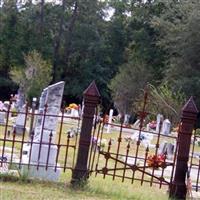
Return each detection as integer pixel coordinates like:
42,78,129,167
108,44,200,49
147,154,165,168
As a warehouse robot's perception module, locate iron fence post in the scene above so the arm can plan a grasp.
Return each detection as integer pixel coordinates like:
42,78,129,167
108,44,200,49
71,81,100,186
169,97,198,199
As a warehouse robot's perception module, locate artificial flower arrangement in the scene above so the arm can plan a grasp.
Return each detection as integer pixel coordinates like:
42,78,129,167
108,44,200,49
147,154,166,169
65,103,79,111
149,120,157,129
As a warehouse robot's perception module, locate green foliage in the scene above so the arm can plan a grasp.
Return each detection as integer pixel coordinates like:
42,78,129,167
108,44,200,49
10,50,52,101
152,0,200,107
0,0,200,111
109,1,165,114
147,83,186,124
109,58,152,115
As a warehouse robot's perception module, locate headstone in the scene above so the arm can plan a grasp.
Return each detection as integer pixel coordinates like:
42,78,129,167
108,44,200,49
16,88,25,112
158,141,174,160
146,123,150,132
70,108,79,117
106,109,113,133
133,119,140,128
15,105,26,134
158,142,167,155
22,81,65,181
0,111,5,124
124,114,130,125
161,119,171,135
156,114,163,133
166,143,174,160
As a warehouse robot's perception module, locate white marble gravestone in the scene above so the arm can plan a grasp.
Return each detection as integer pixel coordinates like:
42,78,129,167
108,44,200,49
161,119,171,135
106,109,113,133
22,81,65,181
15,105,26,134
124,114,130,125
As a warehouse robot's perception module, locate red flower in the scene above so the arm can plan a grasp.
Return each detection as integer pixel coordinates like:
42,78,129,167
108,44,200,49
147,154,166,169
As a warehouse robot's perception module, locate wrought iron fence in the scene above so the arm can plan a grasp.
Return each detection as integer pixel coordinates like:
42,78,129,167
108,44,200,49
89,91,178,189
0,101,81,180
0,81,199,200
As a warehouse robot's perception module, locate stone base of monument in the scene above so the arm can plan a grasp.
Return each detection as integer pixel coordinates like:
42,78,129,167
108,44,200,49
21,155,61,182
21,163,61,182
30,143,58,165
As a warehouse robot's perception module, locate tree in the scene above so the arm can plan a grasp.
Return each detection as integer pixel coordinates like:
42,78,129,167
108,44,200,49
134,82,185,124
152,0,200,107
10,50,52,101
109,58,152,115
109,0,166,114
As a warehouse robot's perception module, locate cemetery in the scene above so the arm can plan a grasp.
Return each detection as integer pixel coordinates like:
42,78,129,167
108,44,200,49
0,81,199,200
1,1,200,199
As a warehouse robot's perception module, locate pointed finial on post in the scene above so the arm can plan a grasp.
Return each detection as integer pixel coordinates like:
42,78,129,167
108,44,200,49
83,81,100,99
182,96,199,114
181,96,199,121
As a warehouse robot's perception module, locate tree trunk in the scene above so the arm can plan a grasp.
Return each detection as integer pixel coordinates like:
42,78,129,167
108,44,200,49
62,0,78,79
52,0,67,82
40,0,45,35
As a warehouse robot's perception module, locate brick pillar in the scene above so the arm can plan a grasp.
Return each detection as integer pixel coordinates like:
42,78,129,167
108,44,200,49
169,97,198,199
71,81,100,186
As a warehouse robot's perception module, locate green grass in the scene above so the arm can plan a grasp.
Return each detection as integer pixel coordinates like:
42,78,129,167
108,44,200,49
0,173,169,200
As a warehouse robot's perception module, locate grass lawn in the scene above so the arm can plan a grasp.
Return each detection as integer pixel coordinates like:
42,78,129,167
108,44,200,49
0,173,169,200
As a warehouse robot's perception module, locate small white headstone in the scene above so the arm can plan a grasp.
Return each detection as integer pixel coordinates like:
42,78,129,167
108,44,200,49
124,114,130,125
161,119,171,135
15,106,26,134
106,109,113,133
146,123,150,132
70,108,79,117
156,114,162,133
156,114,163,133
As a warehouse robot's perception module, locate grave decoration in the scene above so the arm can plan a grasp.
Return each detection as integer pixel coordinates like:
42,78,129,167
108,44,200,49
147,154,166,169
65,103,80,117
149,120,157,129
65,103,79,111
